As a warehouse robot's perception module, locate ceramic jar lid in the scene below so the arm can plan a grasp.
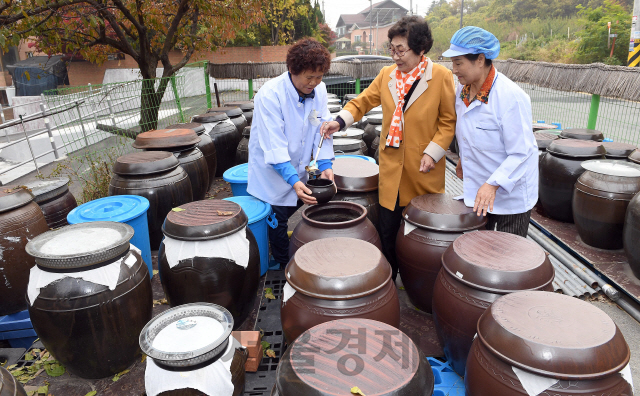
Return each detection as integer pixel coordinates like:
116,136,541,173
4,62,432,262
602,142,638,159
276,318,432,395
441,230,554,293
367,113,383,124
327,98,341,104
192,112,230,123
139,302,234,368
242,126,251,137
285,237,391,300
327,93,338,99
581,159,640,177
328,104,341,113
477,291,630,380
207,106,243,117
23,177,70,204
25,221,134,269
333,138,362,151
630,149,640,164
559,128,604,141
224,101,254,110
532,123,558,131
113,151,180,176
0,186,35,213
166,122,205,135
333,128,364,140
162,199,248,241
534,132,559,151
403,193,487,231
366,106,382,115
132,129,201,149
546,139,606,158
333,157,379,192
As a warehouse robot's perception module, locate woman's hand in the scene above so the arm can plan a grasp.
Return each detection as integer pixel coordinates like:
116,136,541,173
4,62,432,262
419,154,436,173
474,183,499,217
294,181,317,205
320,168,334,181
320,121,342,139
456,160,463,180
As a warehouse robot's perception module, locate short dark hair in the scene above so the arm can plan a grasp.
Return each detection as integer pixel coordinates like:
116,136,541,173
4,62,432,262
286,38,331,75
388,16,434,55
463,53,493,67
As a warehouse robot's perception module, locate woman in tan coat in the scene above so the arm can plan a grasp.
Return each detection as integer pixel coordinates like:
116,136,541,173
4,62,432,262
321,16,456,280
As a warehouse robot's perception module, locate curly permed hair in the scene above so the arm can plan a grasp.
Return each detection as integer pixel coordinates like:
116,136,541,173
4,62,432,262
286,38,331,75
388,16,434,55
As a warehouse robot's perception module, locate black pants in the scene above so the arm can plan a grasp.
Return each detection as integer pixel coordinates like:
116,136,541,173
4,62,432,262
485,210,532,238
378,197,405,281
269,201,303,267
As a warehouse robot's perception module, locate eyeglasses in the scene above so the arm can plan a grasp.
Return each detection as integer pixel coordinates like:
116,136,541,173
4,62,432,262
388,46,411,57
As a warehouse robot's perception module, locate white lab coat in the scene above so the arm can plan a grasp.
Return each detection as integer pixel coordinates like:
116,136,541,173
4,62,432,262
455,71,538,215
247,72,335,207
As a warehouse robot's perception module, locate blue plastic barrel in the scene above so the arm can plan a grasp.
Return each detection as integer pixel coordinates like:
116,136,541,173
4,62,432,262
67,195,153,277
335,154,376,163
224,196,277,275
223,163,250,197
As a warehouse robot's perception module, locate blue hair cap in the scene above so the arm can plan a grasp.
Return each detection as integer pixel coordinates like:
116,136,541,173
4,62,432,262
442,26,500,60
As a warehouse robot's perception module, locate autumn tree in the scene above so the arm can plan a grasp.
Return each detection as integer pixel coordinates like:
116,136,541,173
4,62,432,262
0,0,264,131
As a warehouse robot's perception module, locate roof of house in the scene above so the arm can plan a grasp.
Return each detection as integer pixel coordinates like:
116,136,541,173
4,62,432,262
336,14,366,28
358,0,407,14
337,1,407,30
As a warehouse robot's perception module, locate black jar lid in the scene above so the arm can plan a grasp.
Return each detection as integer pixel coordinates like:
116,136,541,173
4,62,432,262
328,105,341,113
366,106,382,115
113,151,180,176
534,132,560,151
367,113,383,125
242,126,251,138
139,302,234,368
25,222,134,269
207,106,243,117
403,193,487,231
630,149,640,164
333,138,362,151
132,129,201,150
162,199,248,241
546,139,606,158
0,186,35,213
166,122,205,135
559,128,604,141
602,142,638,159
22,177,70,204
191,112,230,123
224,101,254,110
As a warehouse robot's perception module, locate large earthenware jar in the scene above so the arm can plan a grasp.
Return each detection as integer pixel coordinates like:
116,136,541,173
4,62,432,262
534,131,559,164
281,238,400,343
158,200,260,329
573,160,640,250
225,101,254,125
431,231,554,376
396,193,487,314
208,106,248,136
167,122,218,186
274,319,434,396
26,222,153,379
133,128,209,201
331,157,380,226
0,365,27,396
289,201,381,256
235,127,250,165
624,192,640,279
364,113,382,151
333,127,366,152
539,139,606,222
465,291,632,396
334,138,365,156
0,187,49,316
372,134,380,164
559,128,604,141
23,177,77,230
109,151,193,250
192,112,241,176
602,141,637,161
140,303,247,396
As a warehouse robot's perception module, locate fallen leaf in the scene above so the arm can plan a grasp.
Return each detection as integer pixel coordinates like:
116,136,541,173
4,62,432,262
216,210,234,216
24,351,34,361
141,354,147,363
398,286,405,290
171,207,185,212
84,392,97,396
152,270,159,276
261,341,271,356
265,349,276,358
153,298,168,306
112,368,130,382
264,288,275,300
44,362,65,377
351,386,366,396
37,385,48,394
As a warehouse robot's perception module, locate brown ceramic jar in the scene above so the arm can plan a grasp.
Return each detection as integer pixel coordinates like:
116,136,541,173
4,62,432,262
167,122,218,186
0,365,27,396
281,238,400,343
0,187,49,316
289,201,382,256
372,134,380,164
158,200,260,329
23,177,77,230
573,160,640,250
109,151,193,250
559,128,604,141
539,139,606,222
274,319,434,396
334,138,366,156
465,291,632,396
235,126,250,165
364,113,382,152
225,100,254,125
602,141,638,160
625,192,640,279
26,222,153,379
331,157,380,226
396,193,487,313
431,231,554,377
192,112,241,176
208,106,248,135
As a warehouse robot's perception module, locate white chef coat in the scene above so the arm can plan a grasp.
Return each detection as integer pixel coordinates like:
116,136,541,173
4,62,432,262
455,71,538,215
247,72,335,206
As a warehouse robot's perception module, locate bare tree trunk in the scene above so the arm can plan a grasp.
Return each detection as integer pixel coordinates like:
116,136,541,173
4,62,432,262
137,61,170,132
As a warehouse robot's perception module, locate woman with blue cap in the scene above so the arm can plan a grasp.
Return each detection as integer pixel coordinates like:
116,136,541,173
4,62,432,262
443,26,538,237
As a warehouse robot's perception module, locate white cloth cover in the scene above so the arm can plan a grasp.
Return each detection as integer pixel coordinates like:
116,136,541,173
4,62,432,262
403,221,417,236
27,244,140,304
282,281,296,304
162,228,250,269
199,121,220,135
145,335,242,396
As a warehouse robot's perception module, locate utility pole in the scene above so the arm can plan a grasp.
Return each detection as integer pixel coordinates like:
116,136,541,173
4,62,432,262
628,0,640,66
410,0,413,15
460,0,464,29
369,0,373,55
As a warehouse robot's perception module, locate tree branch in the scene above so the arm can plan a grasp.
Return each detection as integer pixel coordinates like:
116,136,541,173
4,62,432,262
160,0,190,57
0,0,87,26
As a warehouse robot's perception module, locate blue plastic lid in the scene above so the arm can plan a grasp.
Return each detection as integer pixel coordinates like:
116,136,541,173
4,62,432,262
223,196,271,224
223,163,249,183
67,195,150,224
335,154,376,163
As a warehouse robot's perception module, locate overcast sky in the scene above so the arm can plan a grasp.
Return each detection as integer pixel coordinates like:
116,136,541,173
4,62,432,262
321,0,435,29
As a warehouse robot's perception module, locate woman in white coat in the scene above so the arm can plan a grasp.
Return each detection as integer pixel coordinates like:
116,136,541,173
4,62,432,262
247,38,334,268
443,27,538,237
